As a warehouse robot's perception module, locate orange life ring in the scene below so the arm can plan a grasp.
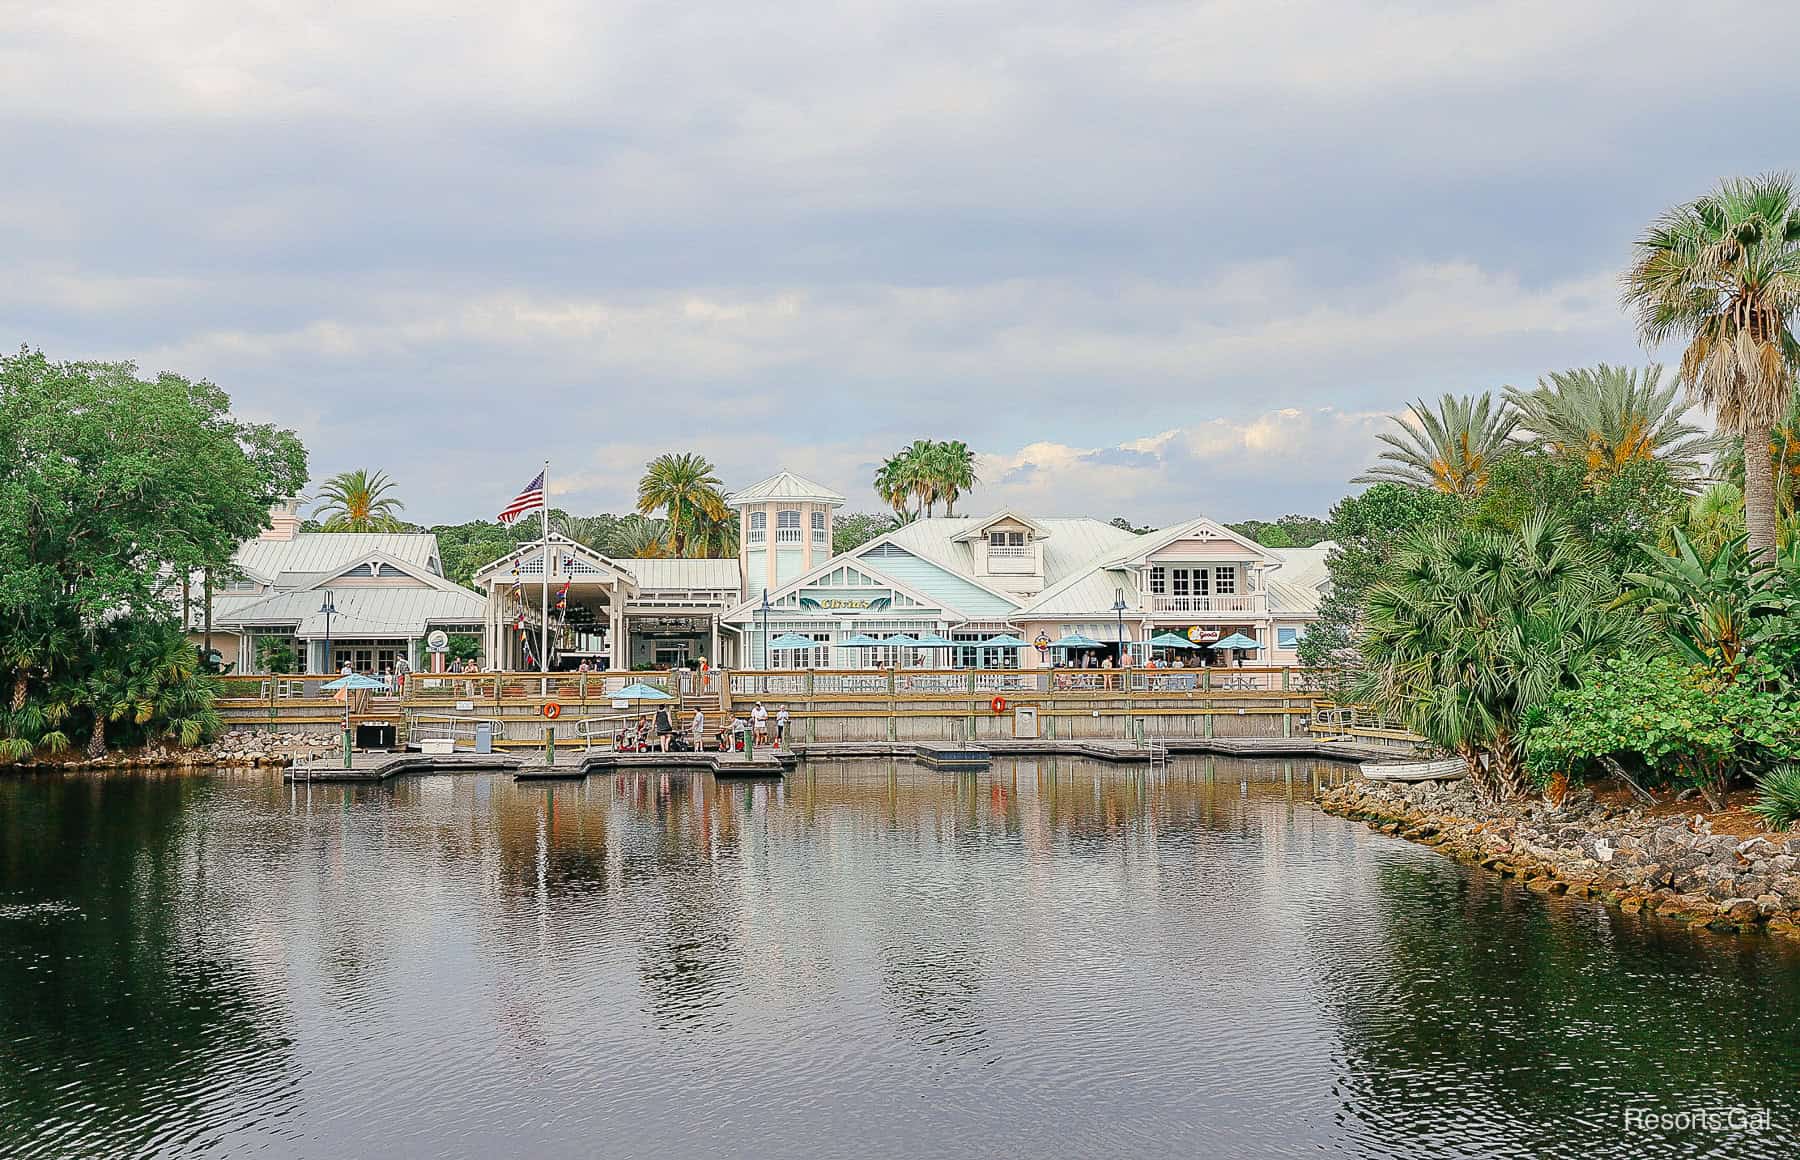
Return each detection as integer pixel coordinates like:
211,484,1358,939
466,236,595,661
990,696,1008,715
542,702,562,719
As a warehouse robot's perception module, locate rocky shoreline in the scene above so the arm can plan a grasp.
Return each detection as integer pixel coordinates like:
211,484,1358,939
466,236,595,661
1319,777,1800,940
0,729,339,772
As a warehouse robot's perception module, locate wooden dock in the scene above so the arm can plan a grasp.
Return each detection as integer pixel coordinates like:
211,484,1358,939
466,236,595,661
787,736,1395,766
514,748,797,781
282,752,524,783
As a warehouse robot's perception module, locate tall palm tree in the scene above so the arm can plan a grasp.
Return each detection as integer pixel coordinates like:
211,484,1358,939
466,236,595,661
1353,393,1518,496
1624,173,1800,558
1357,513,1633,803
314,469,407,531
683,505,739,558
933,440,978,515
1503,363,1712,485
874,454,915,521
635,452,727,556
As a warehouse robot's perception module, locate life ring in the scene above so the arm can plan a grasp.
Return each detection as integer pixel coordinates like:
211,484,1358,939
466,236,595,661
542,702,562,719
990,696,1008,715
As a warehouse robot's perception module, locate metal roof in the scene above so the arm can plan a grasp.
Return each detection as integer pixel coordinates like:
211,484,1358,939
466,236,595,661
216,586,486,637
233,533,441,580
616,557,742,591
878,517,1142,590
727,471,847,506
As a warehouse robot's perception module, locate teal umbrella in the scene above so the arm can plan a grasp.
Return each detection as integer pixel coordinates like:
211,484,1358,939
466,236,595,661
322,672,388,691
882,635,919,646
1049,634,1105,649
612,681,674,700
841,633,886,647
911,633,956,647
769,633,818,650
980,634,1028,647
1148,632,1196,649
1212,633,1261,650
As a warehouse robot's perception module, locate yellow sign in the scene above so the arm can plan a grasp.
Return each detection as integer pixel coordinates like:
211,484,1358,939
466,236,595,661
1187,626,1218,644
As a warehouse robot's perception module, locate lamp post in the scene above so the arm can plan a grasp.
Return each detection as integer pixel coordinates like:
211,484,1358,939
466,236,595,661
1113,587,1128,670
758,591,771,690
320,589,337,677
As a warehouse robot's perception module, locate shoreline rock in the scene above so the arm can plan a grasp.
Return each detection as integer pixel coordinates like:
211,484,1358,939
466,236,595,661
0,729,341,773
1319,778,1800,940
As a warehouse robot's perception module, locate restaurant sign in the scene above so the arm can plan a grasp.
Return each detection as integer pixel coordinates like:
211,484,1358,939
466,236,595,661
1186,626,1220,644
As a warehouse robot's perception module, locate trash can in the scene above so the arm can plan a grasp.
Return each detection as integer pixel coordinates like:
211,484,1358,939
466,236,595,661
474,722,494,754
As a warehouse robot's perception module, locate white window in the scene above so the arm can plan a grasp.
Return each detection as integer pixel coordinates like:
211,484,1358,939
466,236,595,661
1214,567,1236,595
811,510,827,540
776,510,802,543
749,511,767,544
1149,566,1166,595
987,530,1028,558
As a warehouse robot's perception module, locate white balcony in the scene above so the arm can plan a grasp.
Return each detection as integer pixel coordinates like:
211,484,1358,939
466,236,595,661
1150,593,1266,615
774,527,803,545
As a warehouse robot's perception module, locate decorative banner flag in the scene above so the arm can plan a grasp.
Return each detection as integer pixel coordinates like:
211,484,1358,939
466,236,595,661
555,580,569,612
497,471,547,525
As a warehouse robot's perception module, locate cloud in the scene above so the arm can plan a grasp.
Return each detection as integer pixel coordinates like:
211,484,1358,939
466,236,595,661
0,0,1780,526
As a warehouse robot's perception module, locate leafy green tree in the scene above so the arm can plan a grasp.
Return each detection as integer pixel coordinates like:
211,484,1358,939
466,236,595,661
1354,393,1519,496
833,512,899,553
1624,173,1800,557
1525,652,1800,810
1465,453,1686,580
636,452,728,556
0,351,305,757
1503,363,1712,485
314,468,407,531
1356,513,1638,803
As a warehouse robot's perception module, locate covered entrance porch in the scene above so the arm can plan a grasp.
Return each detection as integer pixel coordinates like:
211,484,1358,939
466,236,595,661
475,533,638,671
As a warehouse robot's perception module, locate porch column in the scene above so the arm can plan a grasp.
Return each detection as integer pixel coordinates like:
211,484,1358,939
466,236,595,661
709,616,719,668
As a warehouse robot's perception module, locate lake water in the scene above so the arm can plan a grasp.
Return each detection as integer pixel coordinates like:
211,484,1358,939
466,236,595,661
1,757,1797,1159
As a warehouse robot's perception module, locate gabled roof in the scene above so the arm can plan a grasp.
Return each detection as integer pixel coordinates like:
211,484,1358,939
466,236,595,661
1101,517,1271,567
232,532,441,580
864,517,1141,592
472,531,639,593
216,585,486,636
1016,564,1144,619
722,552,953,622
727,471,846,506
315,549,471,595
616,557,741,591
949,508,1052,542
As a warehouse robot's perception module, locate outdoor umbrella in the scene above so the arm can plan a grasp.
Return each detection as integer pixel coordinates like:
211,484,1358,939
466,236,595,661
321,673,388,691
1147,632,1196,649
980,634,1028,647
611,681,674,700
1048,634,1106,649
840,633,886,647
911,633,956,647
1211,633,1261,650
881,635,919,645
769,633,818,651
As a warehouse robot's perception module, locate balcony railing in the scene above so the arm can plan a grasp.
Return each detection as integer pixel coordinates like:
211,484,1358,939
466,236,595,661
986,544,1031,558
774,527,803,544
1149,593,1265,614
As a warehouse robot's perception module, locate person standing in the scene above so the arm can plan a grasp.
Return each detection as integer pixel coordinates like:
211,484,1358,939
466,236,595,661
654,705,673,753
691,706,707,750
697,655,712,692
775,704,790,748
751,702,769,745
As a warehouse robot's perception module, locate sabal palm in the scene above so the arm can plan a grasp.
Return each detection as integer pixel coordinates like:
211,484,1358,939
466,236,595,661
1354,393,1518,496
1624,173,1800,557
874,455,915,520
636,453,727,556
1357,513,1630,802
1504,363,1712,484
315,469,407,531
932,440,978,515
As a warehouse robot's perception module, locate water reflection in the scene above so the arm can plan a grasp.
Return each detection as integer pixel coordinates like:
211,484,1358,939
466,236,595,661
0,759,1795,1159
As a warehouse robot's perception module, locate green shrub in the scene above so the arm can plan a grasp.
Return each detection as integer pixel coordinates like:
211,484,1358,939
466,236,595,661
1750,765,1800,831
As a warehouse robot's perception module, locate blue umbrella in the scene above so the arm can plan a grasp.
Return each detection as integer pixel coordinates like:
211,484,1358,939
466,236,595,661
1049,634,1106,649
1148,632,1196,648
321,673,388,691
980,634,1028,647
769,633,818,650
882,635,919,646
612,681,674,700
840,633,886,647
911,633,956,647
1212,633,1261,650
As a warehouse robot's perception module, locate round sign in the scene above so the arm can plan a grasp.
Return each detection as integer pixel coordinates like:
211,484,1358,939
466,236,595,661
1186,626,1219,644
427,629,449,653
1033,632,1051,650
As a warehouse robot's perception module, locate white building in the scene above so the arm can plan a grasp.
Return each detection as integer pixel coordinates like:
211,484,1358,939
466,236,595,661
717,472,1330,668
186,500,487,674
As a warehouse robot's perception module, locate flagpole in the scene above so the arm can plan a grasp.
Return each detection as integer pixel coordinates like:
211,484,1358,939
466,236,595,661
540,459,551,674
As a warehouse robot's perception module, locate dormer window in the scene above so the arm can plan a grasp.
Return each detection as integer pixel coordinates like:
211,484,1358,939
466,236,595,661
987,530,1028,557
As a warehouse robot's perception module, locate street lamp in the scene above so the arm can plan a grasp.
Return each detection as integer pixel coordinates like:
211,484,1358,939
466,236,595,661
1113,587,1128,671
319,589,337,676
758,590,771,682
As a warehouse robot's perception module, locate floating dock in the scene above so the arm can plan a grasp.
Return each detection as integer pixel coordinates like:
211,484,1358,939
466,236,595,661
283,752,524,783
514,749,797,781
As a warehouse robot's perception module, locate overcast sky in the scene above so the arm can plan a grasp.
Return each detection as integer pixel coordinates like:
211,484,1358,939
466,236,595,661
5,1,1797,526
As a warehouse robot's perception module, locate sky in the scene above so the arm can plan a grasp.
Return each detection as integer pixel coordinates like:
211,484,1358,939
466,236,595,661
5,0,1799,527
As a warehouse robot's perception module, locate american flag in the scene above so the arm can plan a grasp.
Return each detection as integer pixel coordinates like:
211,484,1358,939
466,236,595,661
497,471,546,525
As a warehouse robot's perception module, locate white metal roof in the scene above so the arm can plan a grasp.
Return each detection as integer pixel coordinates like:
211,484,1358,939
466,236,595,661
727,471,846,506
616,558,742,591
877,517,1142,589
216,586,486,637
1266,543,1334,592
233,533,441,580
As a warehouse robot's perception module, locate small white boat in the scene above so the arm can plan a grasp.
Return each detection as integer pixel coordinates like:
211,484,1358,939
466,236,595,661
1359,758,1466,783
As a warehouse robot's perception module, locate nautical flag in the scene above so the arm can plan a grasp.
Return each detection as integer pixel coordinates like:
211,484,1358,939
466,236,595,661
497,471,546,525
555,580,569,612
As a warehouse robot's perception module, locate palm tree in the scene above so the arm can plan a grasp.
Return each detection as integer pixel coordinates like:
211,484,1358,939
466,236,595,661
1624,173,1800,558
683,505,739,558
604,514,672,558
933,440,979,515
1357,512,1634,803
314,469,407,531
874,454,915,521
635,452,727,556
1662,482,1745,556
1353,393,1518,496
1503,363,1712,485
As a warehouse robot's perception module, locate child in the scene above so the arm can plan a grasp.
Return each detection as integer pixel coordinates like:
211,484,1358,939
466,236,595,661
775,704,790,748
